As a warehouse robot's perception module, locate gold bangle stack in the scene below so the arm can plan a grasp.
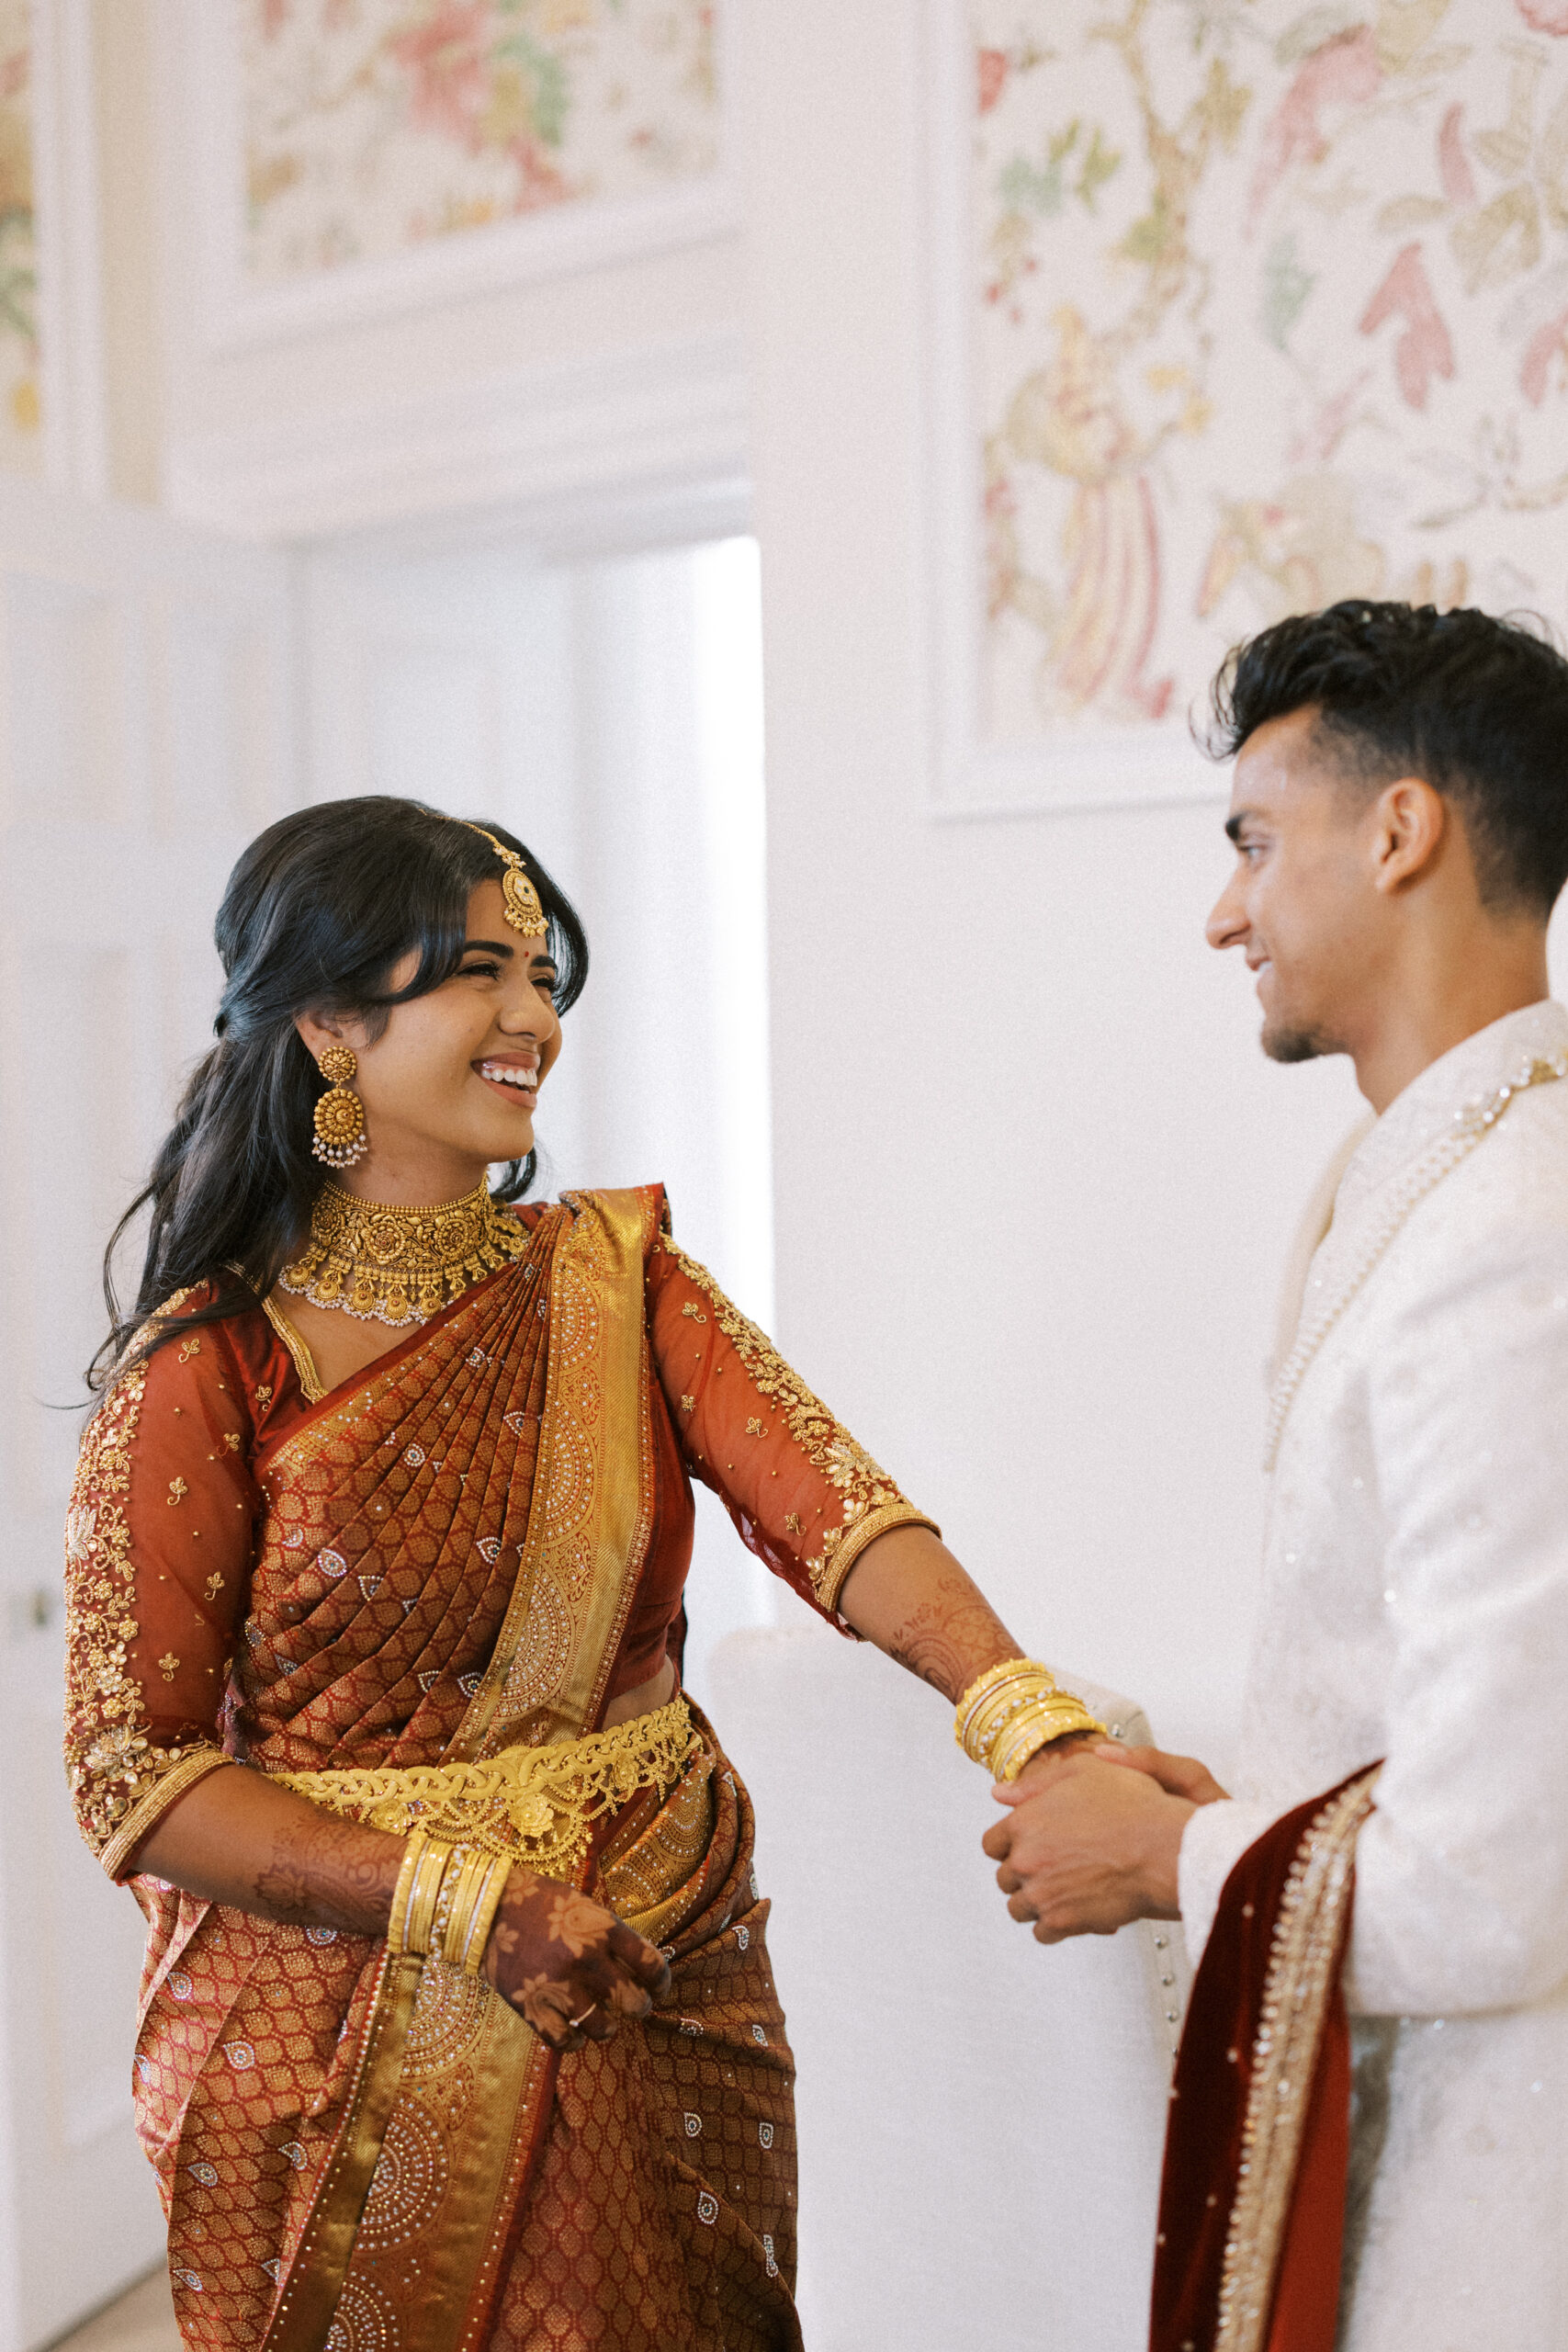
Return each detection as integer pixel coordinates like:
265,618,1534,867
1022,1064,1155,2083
388,1830,455,1958
446,1851,514,1973
954,1657,1108,1782
436,1846,514,1973
387,1828,427,1956
387,1831,513,1973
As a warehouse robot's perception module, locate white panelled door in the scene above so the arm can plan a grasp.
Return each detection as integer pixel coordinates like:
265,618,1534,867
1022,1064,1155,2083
0,480,297,2350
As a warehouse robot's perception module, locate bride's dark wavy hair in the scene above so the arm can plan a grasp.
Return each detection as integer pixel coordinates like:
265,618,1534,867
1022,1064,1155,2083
90,796,588,1392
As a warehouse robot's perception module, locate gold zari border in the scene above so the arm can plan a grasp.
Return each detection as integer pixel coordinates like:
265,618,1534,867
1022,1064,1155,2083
817,1498,941,1613
1213,1766,1381,2352
448,1190,653,1760
261,1295,326,1404
262,1946,427,2352
100,1747,235,1880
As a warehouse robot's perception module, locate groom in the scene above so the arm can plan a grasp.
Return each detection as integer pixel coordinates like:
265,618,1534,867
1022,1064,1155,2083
985,601,1568,2349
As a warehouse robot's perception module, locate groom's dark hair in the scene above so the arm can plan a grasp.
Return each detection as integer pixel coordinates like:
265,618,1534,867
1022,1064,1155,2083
1205,601,1568,916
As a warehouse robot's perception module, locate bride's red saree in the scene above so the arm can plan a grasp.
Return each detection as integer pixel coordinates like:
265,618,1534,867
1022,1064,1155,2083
65,1188,932,2352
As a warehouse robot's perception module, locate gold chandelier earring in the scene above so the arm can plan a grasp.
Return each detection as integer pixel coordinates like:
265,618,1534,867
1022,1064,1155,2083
310,1046,368,1170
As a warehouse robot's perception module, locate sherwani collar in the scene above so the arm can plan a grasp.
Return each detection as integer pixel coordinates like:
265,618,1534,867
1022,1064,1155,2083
1333,998,1568,1227
1267,997,1568,1469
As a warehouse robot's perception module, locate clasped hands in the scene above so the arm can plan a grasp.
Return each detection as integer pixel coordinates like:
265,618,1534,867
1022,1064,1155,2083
981,1739,1228,1943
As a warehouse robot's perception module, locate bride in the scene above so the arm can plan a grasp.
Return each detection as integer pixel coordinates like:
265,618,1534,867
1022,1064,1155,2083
63,795,1103,2352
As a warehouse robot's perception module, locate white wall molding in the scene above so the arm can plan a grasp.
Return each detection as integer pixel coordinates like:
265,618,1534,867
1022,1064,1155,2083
164,328,750,545
921,0,1220,820
174,0,739,356
30,0,107,498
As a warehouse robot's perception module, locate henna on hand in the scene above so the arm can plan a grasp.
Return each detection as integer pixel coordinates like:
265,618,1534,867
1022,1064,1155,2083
482,1870,671,2051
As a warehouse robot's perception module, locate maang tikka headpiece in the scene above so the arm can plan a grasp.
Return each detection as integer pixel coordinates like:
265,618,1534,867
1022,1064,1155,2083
459,823,548,939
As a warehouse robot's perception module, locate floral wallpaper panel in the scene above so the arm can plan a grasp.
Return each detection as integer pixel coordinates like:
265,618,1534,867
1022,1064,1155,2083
0,0,39,476
245,0,720,285
975,0,1568,741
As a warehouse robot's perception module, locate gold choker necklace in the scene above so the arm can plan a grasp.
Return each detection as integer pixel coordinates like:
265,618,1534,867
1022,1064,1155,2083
278,1178,530,1329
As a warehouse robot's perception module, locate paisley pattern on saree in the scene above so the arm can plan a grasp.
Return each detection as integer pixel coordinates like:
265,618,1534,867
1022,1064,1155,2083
290,1725,801,2352
242,1210,571,1776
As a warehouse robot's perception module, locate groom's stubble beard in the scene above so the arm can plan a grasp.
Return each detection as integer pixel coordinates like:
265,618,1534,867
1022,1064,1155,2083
1257,934,1349,1067
1261,1016,1343,1065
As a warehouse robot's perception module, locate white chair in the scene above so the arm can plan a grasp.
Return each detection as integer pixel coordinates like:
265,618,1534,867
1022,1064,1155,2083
703,1620,1189,2352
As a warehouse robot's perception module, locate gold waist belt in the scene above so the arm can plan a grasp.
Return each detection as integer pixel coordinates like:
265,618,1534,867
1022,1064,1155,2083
273,1695,703,1886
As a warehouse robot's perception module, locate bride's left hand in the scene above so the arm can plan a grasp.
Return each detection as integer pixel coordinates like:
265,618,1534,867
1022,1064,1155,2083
482,1870,671,2050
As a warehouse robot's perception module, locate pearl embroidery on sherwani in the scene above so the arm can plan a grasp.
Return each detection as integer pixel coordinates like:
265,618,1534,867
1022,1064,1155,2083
1263,1050,1568,1470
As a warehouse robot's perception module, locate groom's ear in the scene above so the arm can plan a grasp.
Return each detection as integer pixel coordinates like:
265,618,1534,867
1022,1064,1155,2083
1368,775,1448,899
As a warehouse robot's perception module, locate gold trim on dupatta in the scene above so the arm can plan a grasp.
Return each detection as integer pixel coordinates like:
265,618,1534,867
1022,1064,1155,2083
262,1948,423,2352
99,1748,235,1881
1213,1766,1381,2352
263,1190,660,2352
448,1188,657,1761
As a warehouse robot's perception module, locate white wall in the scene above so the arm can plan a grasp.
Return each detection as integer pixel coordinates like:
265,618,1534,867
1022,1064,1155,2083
739,0,1360,1772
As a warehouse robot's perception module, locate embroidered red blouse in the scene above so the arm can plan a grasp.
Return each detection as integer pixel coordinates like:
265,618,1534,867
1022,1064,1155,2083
64,1199,934,1874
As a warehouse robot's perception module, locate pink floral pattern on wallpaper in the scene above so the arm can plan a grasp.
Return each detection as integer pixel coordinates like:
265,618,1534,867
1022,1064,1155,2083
244,1,719,284
0,0,39,474
975,0,1568,741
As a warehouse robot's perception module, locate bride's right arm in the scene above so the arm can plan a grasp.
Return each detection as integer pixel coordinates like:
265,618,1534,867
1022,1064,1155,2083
64,1317,261,1878
66,1320,664,2044
136,1760,404,1928
136,1769,668,2047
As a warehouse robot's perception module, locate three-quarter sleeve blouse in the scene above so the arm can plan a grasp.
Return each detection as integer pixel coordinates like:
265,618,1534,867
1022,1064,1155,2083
63,1300,299,1875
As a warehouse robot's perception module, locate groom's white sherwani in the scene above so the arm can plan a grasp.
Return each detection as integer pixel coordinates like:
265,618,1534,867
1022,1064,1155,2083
1179,999,1568,2347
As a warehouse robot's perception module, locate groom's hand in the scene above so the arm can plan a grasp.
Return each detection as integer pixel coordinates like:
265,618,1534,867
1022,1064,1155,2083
980,1752,1194,1941
1093,1742,1229,1807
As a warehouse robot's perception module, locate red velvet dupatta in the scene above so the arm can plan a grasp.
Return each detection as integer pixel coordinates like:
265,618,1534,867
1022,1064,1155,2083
1150,1767,1381,2352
